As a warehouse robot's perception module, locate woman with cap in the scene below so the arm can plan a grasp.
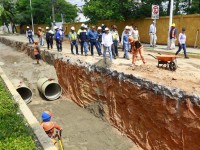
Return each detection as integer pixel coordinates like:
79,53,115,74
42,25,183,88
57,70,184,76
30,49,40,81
169,23,178,50
175,28,189,59
102,27,113,62
37,27,44,46
123,26,130,60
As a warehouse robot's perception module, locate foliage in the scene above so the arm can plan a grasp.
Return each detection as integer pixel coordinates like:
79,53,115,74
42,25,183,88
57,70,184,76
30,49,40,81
0,79,37,149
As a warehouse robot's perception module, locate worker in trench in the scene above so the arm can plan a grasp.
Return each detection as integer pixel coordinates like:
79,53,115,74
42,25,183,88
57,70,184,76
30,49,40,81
41,111,63,148
33,42,41,64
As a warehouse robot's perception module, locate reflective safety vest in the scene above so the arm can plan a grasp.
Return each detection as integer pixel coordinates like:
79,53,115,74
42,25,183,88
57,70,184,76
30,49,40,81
111,31,119,41
172,28,176,38
69,32,77,40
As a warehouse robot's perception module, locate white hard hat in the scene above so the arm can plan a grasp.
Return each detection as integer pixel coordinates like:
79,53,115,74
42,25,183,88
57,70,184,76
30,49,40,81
81,23,85,27
105,27,109,31
46,27,49,30
102,24,104,26
125,26,130,30
59,26,62,30
84,25,88,28
71,26,75,30
27,26,29,29
97,26,102,30
54,26,58,30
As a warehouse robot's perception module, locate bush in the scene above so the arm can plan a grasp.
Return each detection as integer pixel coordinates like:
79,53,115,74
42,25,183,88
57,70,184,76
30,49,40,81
0,79,37,150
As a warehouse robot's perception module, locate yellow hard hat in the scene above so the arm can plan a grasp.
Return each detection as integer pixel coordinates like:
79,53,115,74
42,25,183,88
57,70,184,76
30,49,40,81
172,23,176,27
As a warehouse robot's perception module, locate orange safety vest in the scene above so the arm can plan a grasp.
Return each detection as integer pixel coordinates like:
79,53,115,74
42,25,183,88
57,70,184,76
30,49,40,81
172,28,176,38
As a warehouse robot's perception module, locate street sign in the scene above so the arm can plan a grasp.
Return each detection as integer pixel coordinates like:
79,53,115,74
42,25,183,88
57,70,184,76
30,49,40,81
151,5,159,19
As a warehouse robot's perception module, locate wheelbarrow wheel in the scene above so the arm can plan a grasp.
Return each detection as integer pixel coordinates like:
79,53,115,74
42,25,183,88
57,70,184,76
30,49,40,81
169,60,177,71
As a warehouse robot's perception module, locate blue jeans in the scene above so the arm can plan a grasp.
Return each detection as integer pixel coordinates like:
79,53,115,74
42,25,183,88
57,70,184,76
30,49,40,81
80,41,88,55
103,45,112,62
56,39,62,51
175,44,187,57
97,41,102,52
112,40,118,57
71,40,78,54
39,37,44,46
90,40,101,55
123,42,129,58
28,36,34,43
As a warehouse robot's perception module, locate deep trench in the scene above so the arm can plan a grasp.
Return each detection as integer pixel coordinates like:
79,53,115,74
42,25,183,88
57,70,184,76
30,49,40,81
0,37,200,150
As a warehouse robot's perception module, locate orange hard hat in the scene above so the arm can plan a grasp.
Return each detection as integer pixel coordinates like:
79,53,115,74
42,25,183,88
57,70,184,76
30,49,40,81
128,36,134,43
42,122,54,131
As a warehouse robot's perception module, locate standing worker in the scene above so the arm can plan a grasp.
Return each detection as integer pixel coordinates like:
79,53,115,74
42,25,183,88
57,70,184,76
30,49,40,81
175,28,189,59
54,26,63,52
88,26,102,56
46,27,54,50
123,26,130,60
169,23,178,50
149,21,157,47
26,26,34,44
111,25,119,59
132,26,140,41
37,27,44,46
78,25,88,56
68,26,79,55
102,27,113,62
97,26,103,52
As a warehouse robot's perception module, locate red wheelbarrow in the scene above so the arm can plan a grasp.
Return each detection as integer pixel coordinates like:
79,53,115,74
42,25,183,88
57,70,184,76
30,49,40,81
148,54,178,71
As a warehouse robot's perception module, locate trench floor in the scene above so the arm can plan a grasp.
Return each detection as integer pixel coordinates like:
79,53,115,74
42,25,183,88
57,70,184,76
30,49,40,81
0,43,141,149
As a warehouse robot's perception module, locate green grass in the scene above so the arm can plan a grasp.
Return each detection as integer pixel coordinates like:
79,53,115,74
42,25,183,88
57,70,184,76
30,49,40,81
0,79,37,150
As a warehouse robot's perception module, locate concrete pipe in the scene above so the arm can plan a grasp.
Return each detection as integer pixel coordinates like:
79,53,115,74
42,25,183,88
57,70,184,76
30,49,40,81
37,78,62,100
12,79,33,104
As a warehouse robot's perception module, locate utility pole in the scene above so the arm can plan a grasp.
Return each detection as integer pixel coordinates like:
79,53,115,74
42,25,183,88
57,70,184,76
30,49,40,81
29,0,34,34
167,0,174,49
52,0,55,24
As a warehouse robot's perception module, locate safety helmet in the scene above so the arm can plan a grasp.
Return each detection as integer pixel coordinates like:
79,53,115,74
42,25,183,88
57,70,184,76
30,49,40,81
46,27,49,30
42,122,54,131
97,26,102,30
84,25,88,29
71,26,75,30
27,26,29,29
38,27,42,30
105,27,109,31
172,23,176,27
81,23,85,27
128,36,134,43
125,26,130,30
54,26,58,30
41,111,53,122
59,26,63,30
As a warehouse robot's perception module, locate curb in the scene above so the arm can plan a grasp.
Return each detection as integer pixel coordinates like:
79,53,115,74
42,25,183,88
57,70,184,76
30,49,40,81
0,67,57,150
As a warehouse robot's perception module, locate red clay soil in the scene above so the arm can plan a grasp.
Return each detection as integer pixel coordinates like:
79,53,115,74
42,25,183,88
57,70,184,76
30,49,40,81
55,60,200,150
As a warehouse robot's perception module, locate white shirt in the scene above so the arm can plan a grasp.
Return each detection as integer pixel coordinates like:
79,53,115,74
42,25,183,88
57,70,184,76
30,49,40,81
132,30,139,40
178,33,186,44
102,32,113,47
149,24,156,33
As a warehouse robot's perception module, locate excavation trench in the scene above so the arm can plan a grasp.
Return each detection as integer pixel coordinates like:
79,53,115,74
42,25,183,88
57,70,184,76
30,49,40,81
0,36,200,150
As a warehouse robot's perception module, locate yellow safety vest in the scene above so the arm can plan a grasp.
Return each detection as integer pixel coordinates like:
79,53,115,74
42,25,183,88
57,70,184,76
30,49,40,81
112,31,119,40
69,32,77,40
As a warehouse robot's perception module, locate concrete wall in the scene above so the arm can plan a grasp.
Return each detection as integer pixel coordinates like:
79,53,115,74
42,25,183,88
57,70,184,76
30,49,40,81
63,14,200,47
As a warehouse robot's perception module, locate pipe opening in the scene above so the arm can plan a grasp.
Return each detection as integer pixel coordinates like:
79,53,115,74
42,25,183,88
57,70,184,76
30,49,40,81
17,87,32,104
44,83,61,100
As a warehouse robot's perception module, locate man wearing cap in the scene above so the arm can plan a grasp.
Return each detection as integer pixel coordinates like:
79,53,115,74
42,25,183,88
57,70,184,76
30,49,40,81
169,23,178,50
175,28,189,59
68,26,79,55
102,27,113,62
97,26,102,52
26,26,34,44
78,25,88,56
149,21,157,47
46,27,54,50
111,25,119,59
123,26,130,59
54,26,63,52
88,26,102,56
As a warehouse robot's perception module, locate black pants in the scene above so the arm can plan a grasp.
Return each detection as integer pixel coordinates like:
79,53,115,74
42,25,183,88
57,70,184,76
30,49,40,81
56,39,62,52
46,39,53,49
71,41,78,54
112,40,118,57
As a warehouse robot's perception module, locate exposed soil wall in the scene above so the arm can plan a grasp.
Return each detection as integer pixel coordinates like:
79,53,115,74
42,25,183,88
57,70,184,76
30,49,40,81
1,36,200,150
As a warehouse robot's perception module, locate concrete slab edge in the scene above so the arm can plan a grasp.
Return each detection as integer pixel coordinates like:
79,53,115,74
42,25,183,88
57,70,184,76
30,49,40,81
0,67,57,150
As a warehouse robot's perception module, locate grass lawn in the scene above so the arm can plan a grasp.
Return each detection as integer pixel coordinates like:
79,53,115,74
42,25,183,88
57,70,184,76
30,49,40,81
0,79,37,150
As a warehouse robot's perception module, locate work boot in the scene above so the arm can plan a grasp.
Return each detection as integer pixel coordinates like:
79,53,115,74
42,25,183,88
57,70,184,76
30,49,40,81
185,56,189,59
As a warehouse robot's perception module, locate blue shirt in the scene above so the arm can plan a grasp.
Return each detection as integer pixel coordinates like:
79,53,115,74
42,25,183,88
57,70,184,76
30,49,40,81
88,30,99,40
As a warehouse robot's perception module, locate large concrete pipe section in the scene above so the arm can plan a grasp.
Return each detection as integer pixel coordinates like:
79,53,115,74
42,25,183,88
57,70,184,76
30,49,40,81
12,79,33,104
37,78,62,100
